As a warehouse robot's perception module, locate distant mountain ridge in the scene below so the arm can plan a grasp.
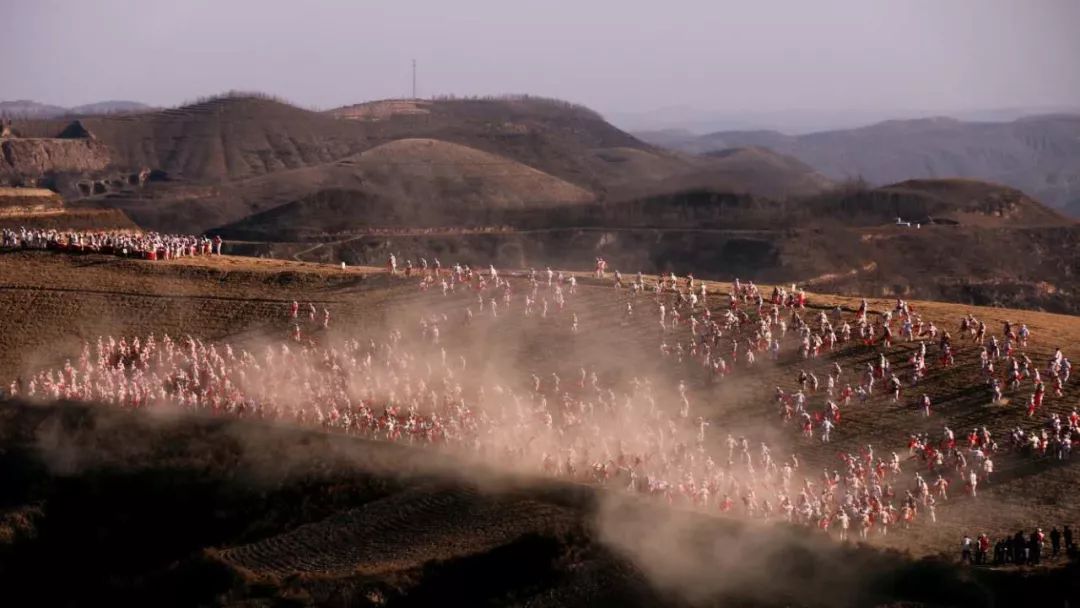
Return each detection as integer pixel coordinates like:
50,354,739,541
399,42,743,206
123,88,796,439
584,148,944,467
636,114,1080,213
0,99,152,118
611,105,1080,135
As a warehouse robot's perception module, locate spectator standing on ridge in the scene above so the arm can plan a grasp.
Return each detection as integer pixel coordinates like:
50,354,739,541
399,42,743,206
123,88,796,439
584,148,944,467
961,535,973,563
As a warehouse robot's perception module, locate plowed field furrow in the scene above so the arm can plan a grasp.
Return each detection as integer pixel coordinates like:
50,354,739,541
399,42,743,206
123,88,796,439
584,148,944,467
218,486,570,577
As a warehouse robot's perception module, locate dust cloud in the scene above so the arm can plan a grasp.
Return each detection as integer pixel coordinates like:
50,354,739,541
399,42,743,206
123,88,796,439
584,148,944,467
12,272,838,602
594,493,863,605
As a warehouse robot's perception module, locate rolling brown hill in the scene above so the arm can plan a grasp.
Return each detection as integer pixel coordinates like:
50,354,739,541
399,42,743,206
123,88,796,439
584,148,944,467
213,138,596,240
12,96,370,183
96,136,599,234
326,98,833,199
3,94,832,234
327,96,698,192
9,94,656,193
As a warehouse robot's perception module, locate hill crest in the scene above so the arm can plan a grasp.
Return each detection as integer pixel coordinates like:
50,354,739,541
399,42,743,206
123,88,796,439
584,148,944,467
871,178,1072,227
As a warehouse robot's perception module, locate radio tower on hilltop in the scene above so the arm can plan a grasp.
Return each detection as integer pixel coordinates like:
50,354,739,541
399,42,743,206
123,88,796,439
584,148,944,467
412,59,417,99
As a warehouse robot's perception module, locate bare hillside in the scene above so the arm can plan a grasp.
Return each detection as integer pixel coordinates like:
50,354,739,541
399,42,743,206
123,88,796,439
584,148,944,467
16,96,371,183
344,138,595,208
99,137,597,233
331,96,704,194
14,94,658,191
0,138,111,181
3,94,833,236
211,139,596,239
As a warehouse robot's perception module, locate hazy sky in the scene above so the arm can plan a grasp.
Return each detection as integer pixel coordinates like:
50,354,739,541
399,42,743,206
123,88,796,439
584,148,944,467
5,0,1080,117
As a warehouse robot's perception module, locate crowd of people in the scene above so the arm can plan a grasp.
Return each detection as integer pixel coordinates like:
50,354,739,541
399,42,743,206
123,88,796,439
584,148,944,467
7,255,1077,563
963,526,1075,566
1,228,222,260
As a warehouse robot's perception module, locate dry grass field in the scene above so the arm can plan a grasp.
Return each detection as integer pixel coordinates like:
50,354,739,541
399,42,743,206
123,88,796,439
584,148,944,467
1,251,1078,606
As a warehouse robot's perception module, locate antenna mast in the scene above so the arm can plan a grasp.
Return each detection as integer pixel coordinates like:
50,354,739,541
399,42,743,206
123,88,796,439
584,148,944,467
412,59,417,99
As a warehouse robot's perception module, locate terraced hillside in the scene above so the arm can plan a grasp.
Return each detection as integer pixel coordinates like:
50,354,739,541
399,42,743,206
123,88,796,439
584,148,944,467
1,252,1079,606
0,188,64,215
0,187,137,231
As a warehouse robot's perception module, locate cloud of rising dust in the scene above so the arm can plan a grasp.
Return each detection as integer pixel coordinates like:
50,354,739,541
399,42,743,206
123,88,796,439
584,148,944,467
14,270,842,602
593,491,869,606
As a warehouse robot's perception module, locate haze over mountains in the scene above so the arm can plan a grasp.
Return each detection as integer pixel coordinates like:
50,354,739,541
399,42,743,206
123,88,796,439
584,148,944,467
611,105,1080,135
0,100,153,118
636,113,1080,213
